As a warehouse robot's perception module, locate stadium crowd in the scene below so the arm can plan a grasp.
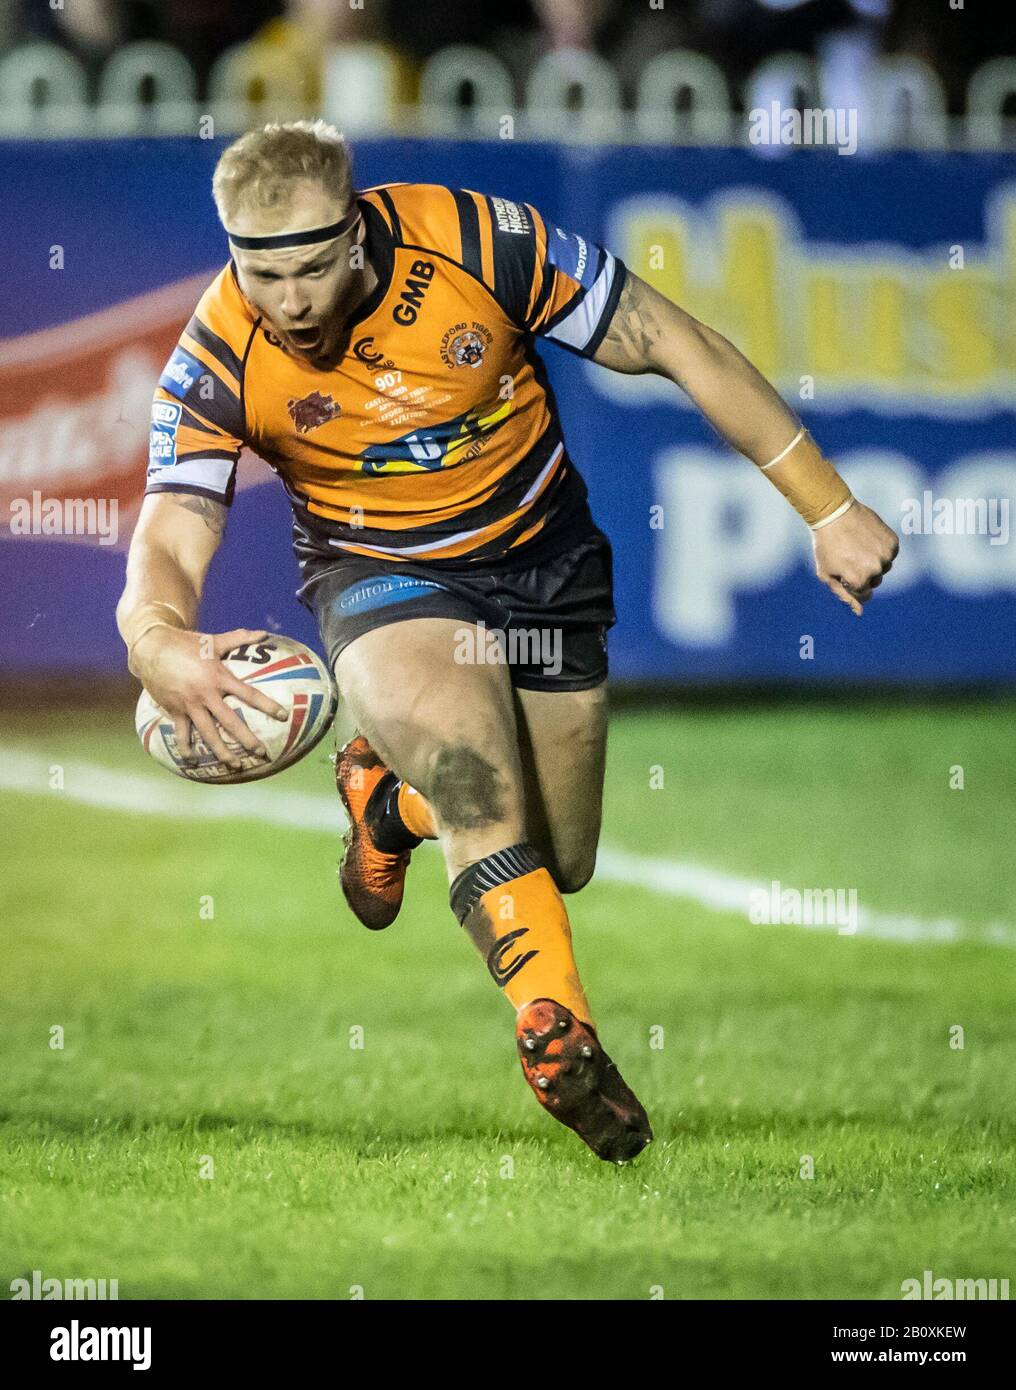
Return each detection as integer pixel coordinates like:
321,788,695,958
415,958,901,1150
6,0,997,116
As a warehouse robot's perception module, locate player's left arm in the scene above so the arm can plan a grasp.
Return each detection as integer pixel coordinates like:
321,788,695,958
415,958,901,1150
592,271,899,615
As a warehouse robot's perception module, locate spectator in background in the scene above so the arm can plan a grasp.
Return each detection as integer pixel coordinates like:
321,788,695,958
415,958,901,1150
19,0,126,83
611,1,888,105
517,0,884,112
147,1,283,90
247,0,424,125
530,0,612,52
884,0,1004,114
383,0,536,62
18,0,281,93
247,0,389,108
11,0,1004,125
517,0,894,114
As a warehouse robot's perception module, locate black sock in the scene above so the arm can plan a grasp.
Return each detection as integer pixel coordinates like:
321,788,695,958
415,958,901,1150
367,774,424,854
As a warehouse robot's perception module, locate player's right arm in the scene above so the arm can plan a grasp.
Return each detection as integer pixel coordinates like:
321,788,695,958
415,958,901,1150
117,269,285,767
591,270,899,615
117,492,286,769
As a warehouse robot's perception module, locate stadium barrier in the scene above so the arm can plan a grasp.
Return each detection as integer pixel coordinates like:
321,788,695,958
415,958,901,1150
0,39,1014,149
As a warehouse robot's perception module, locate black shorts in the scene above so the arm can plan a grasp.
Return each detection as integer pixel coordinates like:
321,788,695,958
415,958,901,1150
297,514,616,692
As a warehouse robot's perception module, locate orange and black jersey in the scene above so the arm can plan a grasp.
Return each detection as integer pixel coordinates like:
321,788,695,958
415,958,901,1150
146,183,627,570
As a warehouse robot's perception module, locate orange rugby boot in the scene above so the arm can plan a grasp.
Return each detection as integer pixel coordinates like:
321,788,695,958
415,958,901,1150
336,734,420,930
516,999,653,1163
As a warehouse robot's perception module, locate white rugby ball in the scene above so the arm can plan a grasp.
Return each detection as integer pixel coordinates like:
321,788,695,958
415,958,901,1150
136,634,337,784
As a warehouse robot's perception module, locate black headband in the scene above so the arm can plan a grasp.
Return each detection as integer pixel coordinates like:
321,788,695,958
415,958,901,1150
226,205,360,250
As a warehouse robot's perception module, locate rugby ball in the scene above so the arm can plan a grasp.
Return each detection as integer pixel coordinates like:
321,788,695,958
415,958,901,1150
136,634,337,784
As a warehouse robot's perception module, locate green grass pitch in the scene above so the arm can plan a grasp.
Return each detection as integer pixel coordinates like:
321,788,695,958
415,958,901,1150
2,696,1014,1300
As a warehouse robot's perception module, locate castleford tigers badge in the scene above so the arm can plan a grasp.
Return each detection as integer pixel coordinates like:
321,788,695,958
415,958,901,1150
440,321,493,369
288,391,342,433
449,332,485,367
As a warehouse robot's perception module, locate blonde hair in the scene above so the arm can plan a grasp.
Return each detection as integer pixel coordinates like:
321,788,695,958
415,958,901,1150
212,119,354,229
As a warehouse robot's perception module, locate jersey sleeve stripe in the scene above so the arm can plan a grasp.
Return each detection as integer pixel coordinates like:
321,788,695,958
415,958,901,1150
583,257,627,357
145,454,236,498
183,314,244,390
476,193,496,291
145,481,235,504
487,195,538,328
176,402,233,438
541,251,623,354
529,255,556,326
540,244,605,332
177,331,242,401
172,421,240,460
375,188,403,243
168,332,245,437
176,448,237,464
451,188,483,280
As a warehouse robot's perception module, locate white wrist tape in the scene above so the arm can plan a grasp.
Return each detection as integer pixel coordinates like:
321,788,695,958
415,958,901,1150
122,600,188,665
809,497,856,531
753,427,852,526
761,427,806,471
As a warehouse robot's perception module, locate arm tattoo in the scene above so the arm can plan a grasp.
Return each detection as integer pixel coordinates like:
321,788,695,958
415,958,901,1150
172,493,228,535
597,273,665,370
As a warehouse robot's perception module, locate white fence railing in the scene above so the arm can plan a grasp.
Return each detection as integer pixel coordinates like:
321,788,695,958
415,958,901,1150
0,39,1012,149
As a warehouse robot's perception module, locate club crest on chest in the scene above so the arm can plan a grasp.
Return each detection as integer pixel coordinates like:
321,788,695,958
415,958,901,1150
288,391,342,434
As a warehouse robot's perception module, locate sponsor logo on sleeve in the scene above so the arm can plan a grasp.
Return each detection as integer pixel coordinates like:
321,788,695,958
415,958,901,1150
546,224,595,290
148,400,182,470
158,348,203,400
491,198,530,235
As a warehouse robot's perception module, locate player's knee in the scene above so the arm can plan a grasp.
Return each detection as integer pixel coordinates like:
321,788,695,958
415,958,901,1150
423,741,514,832
552,849,597,895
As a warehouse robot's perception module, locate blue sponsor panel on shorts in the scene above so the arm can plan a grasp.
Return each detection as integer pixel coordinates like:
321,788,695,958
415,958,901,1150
332,575,450,615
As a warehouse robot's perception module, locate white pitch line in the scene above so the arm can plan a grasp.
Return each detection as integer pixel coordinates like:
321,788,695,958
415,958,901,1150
2,746,1013,948
0,746,343,832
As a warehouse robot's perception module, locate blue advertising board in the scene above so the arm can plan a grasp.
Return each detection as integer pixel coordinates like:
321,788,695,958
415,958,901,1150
1,138,1013,680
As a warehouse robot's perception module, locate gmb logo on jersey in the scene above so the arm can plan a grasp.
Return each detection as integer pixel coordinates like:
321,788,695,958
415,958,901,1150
148,400,182,470
393,259,436,326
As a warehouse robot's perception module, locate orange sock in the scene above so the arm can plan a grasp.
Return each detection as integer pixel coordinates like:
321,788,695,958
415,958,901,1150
396,782,437,839
451,848,593,1028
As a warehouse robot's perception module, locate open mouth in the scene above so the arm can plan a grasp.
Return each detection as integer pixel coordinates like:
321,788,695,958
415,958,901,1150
287,326,322,349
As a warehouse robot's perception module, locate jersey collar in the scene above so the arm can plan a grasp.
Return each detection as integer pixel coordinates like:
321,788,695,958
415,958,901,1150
343,196,395,331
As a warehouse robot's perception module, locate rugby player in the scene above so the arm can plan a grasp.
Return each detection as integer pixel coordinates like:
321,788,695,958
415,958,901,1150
117,121,898,1163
